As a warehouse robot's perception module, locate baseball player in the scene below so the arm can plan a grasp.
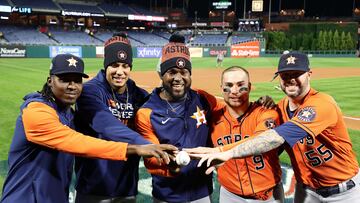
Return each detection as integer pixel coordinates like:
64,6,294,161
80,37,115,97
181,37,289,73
0,54,177,203
74,33,152,203
216,52,224,68
135,38,225,202
204,66,284,202
189,51,360,203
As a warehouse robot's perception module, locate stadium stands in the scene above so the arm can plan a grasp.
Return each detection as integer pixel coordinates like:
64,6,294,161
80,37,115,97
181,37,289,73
0,0,10,6
126,31,169,46
49,27,103,45
153,31,171,40
0,25,57,45
94,30,113,42
59,3,102,14
231,35,254,44
191,34,228,46
98,2,133,15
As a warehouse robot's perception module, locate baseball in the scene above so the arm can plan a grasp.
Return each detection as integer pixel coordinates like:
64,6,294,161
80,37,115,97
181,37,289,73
175,151,190,166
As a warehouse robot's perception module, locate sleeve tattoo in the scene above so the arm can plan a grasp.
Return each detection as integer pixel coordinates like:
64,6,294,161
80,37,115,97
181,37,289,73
232,129,285,158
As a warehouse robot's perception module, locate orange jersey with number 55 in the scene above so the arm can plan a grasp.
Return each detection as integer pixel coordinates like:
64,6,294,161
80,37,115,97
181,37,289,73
211,103,282,198
278,88,359,189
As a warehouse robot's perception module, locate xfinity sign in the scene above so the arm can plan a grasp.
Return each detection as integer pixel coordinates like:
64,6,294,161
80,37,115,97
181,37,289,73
137,47,162,58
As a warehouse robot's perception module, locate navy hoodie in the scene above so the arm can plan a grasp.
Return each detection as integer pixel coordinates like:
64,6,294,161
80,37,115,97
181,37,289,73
74,70,149,197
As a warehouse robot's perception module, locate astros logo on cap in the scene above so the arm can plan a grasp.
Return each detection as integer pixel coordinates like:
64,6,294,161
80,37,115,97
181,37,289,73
176,58,186,68
286,56,296,65
67,57,78,67
118,51,127,60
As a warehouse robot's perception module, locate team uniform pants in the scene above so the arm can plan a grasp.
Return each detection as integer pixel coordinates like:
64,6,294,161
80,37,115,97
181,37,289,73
294,170,360,203
153,195,212,203
219,184,284,203
75,192,136,203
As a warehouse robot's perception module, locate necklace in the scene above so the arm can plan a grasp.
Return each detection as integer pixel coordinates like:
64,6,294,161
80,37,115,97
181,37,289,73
165,99,183,112
162,90,187,113
111,86,129,110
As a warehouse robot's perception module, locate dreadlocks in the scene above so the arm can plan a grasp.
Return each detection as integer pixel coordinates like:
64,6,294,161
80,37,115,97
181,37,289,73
39,77,54,102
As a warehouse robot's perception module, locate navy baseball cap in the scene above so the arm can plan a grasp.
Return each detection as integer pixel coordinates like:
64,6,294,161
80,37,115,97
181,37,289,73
275,52,310,76
50,54,89,78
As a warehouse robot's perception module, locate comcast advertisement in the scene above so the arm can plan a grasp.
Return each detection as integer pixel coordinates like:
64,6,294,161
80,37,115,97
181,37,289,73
0,45,26,57
231,41,260,58
137,47,162,58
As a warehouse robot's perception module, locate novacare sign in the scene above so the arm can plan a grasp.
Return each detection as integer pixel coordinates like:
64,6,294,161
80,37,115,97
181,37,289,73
0,46,26,57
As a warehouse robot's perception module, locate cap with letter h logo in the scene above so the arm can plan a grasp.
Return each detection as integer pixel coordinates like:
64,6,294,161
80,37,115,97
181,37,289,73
276,51,310,74
50,54,89,78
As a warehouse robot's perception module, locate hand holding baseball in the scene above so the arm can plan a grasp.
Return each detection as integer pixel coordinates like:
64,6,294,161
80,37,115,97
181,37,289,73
175,151,190,166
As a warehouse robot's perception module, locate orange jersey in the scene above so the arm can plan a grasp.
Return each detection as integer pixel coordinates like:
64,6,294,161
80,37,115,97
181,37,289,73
211,103,282,198
278,88,359,188
23,102,128,160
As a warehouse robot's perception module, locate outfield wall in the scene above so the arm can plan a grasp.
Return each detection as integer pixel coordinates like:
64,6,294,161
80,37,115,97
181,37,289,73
0,44,357,58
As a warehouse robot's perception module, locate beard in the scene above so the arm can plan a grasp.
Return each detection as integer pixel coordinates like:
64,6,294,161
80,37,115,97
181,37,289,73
162,82,191,101
280,79,307,99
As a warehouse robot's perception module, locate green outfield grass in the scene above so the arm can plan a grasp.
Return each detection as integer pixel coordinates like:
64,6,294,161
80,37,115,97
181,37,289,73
0,57,359,198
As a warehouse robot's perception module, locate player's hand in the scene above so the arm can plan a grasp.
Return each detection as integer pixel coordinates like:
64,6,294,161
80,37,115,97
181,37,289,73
190,150,233,175
127,144,178,164
167,159,181,175
256,95,276,109
183,147,221,154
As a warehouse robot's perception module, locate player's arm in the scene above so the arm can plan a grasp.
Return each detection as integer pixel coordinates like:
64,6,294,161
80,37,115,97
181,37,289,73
76,85,149,145
135,108,180,177
191,129,285,174
23,102,176,162
187,109,281,153
193,122,310,174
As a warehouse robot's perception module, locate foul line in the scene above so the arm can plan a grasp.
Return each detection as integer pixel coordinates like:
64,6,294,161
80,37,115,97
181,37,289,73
214,96,360,121
344,116,360,121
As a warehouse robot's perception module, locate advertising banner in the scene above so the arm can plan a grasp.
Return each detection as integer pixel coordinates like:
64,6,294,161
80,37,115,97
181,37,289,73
189,47,203,57
137,47,162,58
0,45,26,57
96,46,104,58
203,47,230,57
49,46,82,57
231,41,260,58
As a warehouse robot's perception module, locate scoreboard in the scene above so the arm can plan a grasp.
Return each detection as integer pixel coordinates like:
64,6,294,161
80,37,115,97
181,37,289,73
211,0,234,10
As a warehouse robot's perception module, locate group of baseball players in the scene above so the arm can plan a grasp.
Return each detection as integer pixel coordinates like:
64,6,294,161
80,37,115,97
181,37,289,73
0,32,359,203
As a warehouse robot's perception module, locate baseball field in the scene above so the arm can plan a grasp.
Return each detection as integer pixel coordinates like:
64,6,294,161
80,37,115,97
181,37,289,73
0,56,359,202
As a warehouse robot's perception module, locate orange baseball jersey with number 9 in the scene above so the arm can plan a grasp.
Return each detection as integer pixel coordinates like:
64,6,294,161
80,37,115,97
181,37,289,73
210,103,281,199
278,88,359,189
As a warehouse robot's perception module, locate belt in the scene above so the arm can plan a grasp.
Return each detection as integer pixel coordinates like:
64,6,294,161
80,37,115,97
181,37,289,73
306,180,356,198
